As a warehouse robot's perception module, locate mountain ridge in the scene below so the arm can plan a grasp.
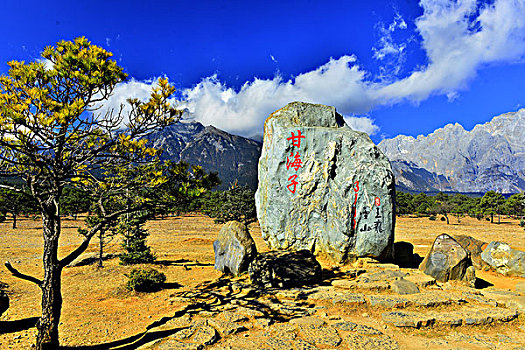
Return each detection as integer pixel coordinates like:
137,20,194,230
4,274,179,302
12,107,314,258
378,108,525,194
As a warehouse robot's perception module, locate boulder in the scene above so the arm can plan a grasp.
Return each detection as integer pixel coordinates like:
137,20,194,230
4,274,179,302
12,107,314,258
452,235,488,270
248,250,322,288
481,241,525,277
255,102,395,263
213,221,257,276
0,288,8,317
419,234,474,283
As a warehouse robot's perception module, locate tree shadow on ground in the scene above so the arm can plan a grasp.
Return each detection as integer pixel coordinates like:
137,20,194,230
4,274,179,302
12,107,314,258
0,316,39,334
58,273,327,349
59,328,182,349
154,259,214,267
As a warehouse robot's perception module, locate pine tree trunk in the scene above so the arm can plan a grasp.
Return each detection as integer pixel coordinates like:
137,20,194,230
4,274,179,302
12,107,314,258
98,229,104,268
12,212,16,229
36,214,63,350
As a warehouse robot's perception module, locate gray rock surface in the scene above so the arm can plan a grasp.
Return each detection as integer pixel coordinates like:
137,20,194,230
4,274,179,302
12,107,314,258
248,250,322,288
453,235,488,270
419,234,474,282
481,241,525,277
391,278,420,295
213,221,257,276
255,102,395,263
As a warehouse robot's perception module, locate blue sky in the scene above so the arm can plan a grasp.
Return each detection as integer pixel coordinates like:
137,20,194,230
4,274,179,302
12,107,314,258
1,0,525,142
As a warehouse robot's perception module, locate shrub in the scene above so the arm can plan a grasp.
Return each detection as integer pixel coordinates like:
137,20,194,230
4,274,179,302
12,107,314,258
440,216,446,221
519,219,525,227
125,268,166,292
0,213,5,223
485,217,490,221
429,215,437,221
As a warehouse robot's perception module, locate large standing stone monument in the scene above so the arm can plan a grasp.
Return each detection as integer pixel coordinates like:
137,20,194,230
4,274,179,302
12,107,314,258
255,102,395,263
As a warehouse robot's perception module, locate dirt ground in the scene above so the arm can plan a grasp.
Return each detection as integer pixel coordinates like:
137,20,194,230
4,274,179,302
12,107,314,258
0,213,524,349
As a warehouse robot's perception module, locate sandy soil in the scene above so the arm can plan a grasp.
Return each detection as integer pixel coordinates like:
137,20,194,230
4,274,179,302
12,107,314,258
0,213,524,349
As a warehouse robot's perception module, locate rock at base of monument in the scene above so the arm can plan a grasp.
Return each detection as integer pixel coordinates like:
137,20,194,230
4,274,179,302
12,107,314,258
481,241,525,277
452,235,488,270
0,289,9,317
394,241,417,268
248,250,322,289
213,221,258,276
419,234,473,283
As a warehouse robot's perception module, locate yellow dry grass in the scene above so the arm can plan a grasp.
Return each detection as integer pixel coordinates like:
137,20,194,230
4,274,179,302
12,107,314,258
0,213,523,348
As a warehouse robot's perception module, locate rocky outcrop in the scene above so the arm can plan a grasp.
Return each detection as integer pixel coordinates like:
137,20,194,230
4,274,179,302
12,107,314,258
248,250,322,288
481,241,525,277
213,221,257,276
255,102,395,263
147,120,262,190
419,234,475,283
378,109,525,193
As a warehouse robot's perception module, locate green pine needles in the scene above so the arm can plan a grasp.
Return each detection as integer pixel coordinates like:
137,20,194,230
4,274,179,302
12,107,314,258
117,211,156,265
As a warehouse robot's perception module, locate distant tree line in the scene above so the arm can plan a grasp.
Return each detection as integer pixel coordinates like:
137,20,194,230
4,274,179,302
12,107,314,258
395,190,525,224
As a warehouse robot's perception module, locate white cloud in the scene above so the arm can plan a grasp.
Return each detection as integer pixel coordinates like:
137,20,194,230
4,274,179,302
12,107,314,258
177,56,377,137
374,0,525,103
92,77,162,126
344,116,380,135
372,13,409,79
99,0,525,140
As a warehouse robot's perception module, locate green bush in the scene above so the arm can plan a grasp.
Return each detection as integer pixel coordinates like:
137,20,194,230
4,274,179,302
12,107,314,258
519,219,525,227
440,216,446,221
0,213,6,223
125,268,166,292
485,217,490,221
429,215,437,221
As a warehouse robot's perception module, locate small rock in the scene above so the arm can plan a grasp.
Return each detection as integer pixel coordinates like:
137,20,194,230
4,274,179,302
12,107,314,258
332,321,358,331
248,250,322,289
219,311,248,323
332,292,367,306
213,221,257,276
419,234,474,282
298,325,342,347
192,325,218,345
368,295,410,308
289,316,326,328
390,278,420,295
208,318,246,336
482,241,525,277
345,333,399,350
381,311,435,328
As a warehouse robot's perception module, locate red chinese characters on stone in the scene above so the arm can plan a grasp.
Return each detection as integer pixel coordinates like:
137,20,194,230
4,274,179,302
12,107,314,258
287,174,299,194
287,130,305,148
352,180,359,229
286,130,305,193
375,196,380,207
286,151,303,171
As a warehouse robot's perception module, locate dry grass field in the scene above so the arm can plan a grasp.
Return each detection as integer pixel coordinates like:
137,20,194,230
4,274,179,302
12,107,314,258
0,213,524,349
